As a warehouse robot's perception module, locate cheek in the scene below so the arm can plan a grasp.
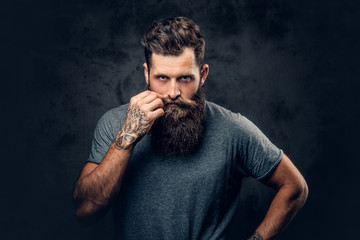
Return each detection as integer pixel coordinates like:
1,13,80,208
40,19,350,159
149,79,166,94
181,83,199,98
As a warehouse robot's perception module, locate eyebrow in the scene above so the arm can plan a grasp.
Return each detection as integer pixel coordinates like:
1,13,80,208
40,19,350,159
153,73,196,79
153,73,167,78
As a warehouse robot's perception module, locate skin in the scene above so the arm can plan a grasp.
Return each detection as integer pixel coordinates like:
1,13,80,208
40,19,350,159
73,48,209,223
72,90,165,222
73,47,308,240
143,47,209,99
248,154,308,239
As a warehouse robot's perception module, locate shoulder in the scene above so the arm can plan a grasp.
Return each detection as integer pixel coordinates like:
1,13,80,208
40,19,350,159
99,104,128,123
205,101,249,127
205,101,235,117
205,101,263,137
95,104,129,134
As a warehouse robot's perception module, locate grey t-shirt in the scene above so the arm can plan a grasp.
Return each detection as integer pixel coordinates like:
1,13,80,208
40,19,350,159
87,101,283,240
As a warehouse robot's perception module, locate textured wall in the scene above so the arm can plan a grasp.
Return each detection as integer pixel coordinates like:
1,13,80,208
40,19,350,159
2,0,360,239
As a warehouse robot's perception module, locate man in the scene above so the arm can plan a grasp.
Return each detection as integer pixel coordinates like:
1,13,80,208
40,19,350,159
73,17,308,240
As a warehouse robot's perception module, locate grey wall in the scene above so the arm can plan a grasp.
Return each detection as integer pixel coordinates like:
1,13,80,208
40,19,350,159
2,0,360,239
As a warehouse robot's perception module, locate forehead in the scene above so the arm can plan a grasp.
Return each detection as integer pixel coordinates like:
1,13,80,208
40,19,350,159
151,48,199,75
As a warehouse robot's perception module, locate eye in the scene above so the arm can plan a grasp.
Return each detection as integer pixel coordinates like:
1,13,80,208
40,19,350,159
158,76,167,81
180,76,191,82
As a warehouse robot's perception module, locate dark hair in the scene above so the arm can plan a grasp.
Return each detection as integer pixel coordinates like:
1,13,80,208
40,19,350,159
141,17,205,69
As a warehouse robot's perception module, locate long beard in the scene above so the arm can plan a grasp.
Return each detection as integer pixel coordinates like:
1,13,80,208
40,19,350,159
150,88,206,156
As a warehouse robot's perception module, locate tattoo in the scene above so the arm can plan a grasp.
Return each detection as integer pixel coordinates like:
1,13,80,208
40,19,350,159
114,131,129,150
114,103,151,150
249,232,263,240
125,103,150,134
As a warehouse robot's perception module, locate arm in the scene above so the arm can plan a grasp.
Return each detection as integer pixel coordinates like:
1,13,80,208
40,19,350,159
248,154,308,240
73,90,164,223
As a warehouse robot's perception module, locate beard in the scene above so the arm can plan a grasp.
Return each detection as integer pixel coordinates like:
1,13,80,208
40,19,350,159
149,87,206,156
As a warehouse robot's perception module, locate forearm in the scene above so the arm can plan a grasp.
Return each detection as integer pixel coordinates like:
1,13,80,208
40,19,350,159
250,184,308,239
73,91,164,220
73,134,134,218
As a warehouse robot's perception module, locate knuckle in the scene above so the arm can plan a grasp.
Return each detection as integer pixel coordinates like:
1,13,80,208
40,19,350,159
155,108,163,116
140,107,146,114
144,90,151,96
157,109,164,117
145,111,152,119
137,100,144,108
130,97,139,105
157,98,164,106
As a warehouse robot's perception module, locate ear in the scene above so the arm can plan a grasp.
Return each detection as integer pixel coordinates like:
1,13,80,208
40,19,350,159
143,63,149,85
200,64,209,87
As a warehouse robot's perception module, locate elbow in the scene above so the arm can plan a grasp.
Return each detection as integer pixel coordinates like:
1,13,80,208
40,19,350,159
73,190,109,225
75,207,95,226
75,204,93,220
72,182,110,225
301,179,309,206
73,192,92,221
293,178,309,207
74,201,108,226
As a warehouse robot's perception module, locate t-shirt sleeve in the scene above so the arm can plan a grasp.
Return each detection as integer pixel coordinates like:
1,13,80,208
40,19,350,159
87,112,117,164
236,115,283,180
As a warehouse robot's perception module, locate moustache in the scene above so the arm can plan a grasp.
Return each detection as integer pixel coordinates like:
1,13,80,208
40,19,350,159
162,96,197,109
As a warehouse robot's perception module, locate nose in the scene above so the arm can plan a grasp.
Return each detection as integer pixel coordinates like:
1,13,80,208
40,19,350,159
167,79,181,100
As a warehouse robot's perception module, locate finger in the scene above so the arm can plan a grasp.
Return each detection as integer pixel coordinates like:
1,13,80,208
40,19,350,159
139,91,162,105
147,91,165,99
131,90,151,103
144,98,164,112
157,93,166,99
148,108,164,120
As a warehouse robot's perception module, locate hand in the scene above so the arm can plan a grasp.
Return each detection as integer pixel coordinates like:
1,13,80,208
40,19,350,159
114,90,164,150
247,232,263,240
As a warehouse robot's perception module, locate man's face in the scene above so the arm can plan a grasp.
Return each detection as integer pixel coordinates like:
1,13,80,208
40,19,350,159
143,47,209,100
143,47,209,156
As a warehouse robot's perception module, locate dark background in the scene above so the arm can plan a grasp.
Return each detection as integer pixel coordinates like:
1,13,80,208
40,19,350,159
2,0,360,239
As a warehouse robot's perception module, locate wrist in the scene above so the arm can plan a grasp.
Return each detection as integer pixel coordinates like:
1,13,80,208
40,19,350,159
113,141,135,151
248,232,263,240
114,129,139,151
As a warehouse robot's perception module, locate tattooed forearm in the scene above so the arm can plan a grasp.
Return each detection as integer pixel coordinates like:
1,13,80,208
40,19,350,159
114,130,136,150
248,232,263,240
124,104,151,135
115,103,151,150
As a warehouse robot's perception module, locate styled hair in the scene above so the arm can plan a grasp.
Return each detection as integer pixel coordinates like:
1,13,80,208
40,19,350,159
141,17,205,69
